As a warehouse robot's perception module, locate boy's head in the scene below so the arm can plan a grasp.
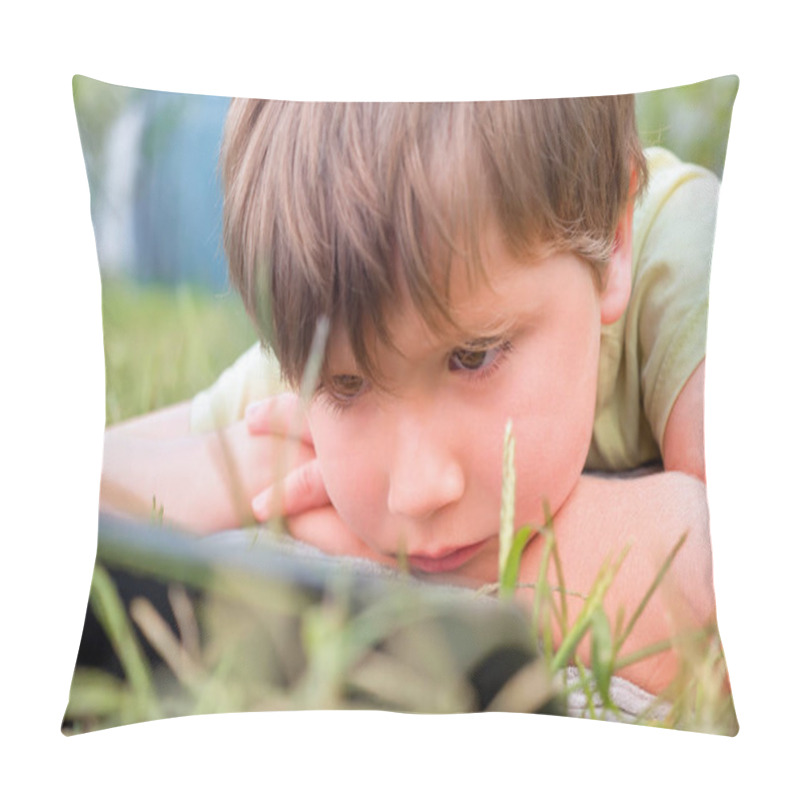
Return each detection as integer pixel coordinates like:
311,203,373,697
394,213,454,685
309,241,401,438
222,99,646,389
222,98,647,577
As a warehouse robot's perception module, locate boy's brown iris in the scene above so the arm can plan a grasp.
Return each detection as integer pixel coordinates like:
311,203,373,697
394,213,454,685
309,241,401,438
450,348,490,370
330,374,365,399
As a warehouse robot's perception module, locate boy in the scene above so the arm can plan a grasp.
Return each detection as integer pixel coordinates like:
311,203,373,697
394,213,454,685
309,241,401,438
101,98,718,697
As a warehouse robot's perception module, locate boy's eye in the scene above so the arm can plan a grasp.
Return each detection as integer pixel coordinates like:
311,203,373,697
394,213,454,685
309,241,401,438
317,373,367,414
448,341,510,373
329,374,365,400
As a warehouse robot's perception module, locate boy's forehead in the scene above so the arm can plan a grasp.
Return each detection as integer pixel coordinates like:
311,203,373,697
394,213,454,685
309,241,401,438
327,245,532,371
432,220,551,337
321,216,582,383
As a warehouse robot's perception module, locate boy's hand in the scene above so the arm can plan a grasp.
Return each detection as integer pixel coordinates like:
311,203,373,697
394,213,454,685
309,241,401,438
288,506,397,565
245,393,331,520
245,393,393,564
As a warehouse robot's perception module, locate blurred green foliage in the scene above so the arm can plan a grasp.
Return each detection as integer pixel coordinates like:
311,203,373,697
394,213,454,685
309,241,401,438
636,75,738,178
72,77,135,218
75,74,739,190
102,278,257,423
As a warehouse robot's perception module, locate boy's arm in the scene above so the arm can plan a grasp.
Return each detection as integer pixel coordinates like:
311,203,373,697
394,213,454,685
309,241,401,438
518,469,713,696
518,364,713,695
100,401,314,534
661,359,706,482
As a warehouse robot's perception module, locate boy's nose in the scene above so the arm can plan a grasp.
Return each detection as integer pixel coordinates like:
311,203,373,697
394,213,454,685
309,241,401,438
386,413,465,520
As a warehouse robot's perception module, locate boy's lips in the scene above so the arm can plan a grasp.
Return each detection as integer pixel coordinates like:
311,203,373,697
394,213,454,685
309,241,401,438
406,539,488,574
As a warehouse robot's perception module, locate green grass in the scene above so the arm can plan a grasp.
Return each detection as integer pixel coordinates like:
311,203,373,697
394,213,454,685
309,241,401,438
66,495,738,733
102,276,258,424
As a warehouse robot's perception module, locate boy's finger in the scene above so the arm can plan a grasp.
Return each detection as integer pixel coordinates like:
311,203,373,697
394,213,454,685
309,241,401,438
245,393,313,443
288,507,396,565
252,459,329,520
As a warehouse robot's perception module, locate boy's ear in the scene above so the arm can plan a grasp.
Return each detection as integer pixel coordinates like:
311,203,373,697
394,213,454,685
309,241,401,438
599,174,636,325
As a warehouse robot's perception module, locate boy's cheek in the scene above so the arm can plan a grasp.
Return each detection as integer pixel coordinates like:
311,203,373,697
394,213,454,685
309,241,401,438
325,470,388,551
311,428,385,535
510,422,594,527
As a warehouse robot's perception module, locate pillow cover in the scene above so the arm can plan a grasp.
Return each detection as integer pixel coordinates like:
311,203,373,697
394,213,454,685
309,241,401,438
64,75,739,735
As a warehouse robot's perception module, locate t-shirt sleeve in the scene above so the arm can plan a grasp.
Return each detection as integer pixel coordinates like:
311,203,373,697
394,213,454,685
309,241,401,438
189,342,287,433
589,149,720,473
633,158,719,450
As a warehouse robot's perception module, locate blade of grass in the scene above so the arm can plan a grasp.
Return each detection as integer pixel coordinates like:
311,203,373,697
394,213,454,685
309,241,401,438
499,525,533,599
613,531,688,657
545,503,569,641
590,607,614,709
550,545,628,673
267,315,330,527
574,656,597,720
168,583,201,662
614,621,716,672
498,420,516,577
65,668,128,721
89,564,159,719
532,529,555,661
129,596,207,691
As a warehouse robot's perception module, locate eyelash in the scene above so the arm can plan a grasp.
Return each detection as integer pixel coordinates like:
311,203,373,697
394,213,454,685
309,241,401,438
316,375,367,415
448,340,514,381
317,340,514,414
316,392,349,416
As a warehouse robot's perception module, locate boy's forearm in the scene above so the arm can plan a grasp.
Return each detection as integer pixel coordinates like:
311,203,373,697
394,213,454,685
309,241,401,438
517,471,714,695
100,415,278,534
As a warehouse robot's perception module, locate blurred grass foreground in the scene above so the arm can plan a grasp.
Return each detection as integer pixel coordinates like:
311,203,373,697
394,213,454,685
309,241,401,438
64,507,737,733
65,516,561,729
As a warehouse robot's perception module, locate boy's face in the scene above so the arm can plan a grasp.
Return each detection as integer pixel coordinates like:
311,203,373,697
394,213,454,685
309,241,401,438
306,223,625,583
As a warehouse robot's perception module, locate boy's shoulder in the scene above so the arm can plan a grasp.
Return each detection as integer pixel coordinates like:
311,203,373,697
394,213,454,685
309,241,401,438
591,148,720,472
634,147,720,261
632,147,720,292
190,343,285,433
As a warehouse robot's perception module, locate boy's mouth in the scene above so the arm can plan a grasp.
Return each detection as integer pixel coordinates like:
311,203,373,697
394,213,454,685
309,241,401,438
406,539,488,574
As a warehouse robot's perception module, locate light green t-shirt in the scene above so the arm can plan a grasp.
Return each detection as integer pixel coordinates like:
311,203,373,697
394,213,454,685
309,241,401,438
191,147,720,473
587,147,718,471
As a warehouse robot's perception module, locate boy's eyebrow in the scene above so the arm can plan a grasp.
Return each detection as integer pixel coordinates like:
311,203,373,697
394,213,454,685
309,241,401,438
448,315,519,347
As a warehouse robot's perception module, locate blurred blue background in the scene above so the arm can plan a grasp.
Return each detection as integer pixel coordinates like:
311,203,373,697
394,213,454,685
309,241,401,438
73,76,738,290
74,79,231,289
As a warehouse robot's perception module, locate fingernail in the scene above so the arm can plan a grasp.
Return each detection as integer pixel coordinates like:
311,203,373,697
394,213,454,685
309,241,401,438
252,487,272,520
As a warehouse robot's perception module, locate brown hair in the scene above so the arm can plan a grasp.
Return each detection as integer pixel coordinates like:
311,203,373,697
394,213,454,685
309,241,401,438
222,99,646,388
